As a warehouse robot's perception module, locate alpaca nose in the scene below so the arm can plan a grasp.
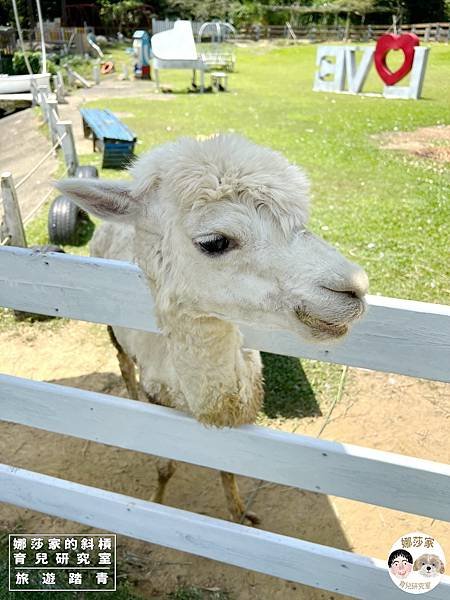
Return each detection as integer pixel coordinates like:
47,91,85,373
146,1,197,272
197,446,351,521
324,267,369,300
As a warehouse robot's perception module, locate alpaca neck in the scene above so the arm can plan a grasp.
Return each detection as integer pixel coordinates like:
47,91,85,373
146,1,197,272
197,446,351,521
163,313,263,427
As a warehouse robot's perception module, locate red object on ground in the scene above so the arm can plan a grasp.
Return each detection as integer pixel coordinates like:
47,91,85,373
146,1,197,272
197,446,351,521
141,65,150,79
101,61,114,75
374,33,420,86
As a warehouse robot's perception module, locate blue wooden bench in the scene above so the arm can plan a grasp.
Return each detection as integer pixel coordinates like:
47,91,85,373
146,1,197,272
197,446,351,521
80,108,137,169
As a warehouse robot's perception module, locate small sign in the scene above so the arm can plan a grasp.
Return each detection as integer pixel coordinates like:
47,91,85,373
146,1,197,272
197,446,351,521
387,530,446,594
9,534,116,592
313,35,429,99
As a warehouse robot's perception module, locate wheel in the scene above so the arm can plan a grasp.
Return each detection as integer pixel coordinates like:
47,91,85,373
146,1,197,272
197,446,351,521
75,165,98,178
48,195,85,245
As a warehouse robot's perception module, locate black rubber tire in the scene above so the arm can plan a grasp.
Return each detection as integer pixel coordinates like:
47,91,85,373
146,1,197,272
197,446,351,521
48,195,82,245
75,165,98,178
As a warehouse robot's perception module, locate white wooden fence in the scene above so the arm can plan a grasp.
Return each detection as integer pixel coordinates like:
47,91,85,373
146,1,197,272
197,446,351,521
0,245,449,599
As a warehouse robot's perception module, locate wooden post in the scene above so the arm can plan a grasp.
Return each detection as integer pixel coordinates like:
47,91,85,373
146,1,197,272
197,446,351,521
38,84,49,123
0,172,27,247
53,73,65,103
57,70,65,93
47,99,59,146
55,120,79,176
93,64,100,85
67,68,74,87
30,78,39,107
344,13,350,42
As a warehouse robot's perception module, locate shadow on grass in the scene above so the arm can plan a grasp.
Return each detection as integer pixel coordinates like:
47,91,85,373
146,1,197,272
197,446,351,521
261,352,320,419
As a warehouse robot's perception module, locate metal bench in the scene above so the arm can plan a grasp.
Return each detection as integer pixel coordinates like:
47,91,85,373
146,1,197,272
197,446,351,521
80,108,137,169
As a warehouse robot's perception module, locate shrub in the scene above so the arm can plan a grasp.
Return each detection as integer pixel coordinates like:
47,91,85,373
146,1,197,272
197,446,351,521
12,51,57,75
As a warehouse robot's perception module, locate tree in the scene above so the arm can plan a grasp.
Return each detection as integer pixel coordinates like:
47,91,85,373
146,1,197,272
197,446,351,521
98,0,152,32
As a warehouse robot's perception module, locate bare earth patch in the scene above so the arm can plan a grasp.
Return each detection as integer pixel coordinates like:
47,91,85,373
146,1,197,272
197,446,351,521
375,125,450,163
0,319,449,599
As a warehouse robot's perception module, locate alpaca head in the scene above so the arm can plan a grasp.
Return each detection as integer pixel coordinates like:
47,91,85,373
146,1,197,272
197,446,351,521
58,134,368,341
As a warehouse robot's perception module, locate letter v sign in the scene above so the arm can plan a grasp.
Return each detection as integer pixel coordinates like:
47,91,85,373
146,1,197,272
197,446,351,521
345,47,375,94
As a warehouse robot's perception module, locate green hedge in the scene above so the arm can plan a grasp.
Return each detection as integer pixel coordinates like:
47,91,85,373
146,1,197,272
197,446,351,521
12,51,57,76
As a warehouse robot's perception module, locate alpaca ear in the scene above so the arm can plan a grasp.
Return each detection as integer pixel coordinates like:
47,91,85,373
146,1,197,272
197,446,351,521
440,564,445,574
55,178,139,222
413,559,420,571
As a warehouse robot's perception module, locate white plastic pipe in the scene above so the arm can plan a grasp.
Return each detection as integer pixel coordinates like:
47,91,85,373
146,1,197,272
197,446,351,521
35,0,47,73
11,0,33,75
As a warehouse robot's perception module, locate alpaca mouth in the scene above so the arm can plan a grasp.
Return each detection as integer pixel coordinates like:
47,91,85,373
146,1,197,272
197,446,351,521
294,308,349,338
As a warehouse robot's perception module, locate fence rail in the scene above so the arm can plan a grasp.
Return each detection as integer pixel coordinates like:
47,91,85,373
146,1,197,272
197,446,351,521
0,246,449,382
237,22,450,42
1,220,449,596
149,19,449,43
1,463,449,600
2,372,450,521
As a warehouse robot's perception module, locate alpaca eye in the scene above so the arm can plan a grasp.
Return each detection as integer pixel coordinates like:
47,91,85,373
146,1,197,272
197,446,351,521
197,235,230,255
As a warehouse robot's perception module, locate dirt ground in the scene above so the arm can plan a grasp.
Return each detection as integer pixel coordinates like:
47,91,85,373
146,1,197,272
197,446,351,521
375,124,450,163
0,108,59,225
0,318,449,599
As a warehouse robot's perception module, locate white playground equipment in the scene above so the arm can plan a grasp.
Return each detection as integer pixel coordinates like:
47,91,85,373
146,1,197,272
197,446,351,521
151,20,208,92
151,20,236,91
197,21,236,72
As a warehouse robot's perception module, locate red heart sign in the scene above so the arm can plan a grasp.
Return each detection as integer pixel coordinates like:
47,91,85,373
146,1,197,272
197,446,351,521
374,33,420,86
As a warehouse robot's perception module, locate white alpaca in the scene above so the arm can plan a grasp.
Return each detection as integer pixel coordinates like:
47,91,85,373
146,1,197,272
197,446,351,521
58,134,368,524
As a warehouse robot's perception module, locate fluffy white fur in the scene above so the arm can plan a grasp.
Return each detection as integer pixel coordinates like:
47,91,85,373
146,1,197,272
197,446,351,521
58,133,368,424
57,134,368,521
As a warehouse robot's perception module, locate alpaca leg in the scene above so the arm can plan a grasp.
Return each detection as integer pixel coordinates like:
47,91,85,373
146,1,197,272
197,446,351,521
107,326,139,400
151,458,177,503
220,471,260,526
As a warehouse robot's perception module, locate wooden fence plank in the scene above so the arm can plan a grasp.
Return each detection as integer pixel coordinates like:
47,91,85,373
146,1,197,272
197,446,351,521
1,464,449,600
0,246,449,381
2,374,450,521
0,245,158,330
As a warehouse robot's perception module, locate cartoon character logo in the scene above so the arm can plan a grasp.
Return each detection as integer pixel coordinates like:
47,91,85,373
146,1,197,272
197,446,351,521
413,554,445,578
387,531,446,594
389,549,413,579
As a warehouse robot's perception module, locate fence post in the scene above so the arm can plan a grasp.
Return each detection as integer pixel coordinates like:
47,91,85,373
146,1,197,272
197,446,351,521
53,74,65,103
30,78,39,107
47,99,59,146
55,121,79,176
0,172,27,247
93,64,100,85
38,84,50,123
67,68,74,87
57,71,65,94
